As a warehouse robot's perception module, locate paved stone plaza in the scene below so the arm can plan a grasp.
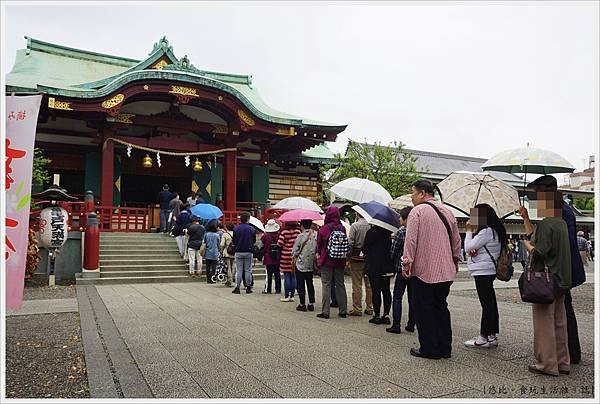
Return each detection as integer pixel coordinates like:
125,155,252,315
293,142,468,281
76,277,595,399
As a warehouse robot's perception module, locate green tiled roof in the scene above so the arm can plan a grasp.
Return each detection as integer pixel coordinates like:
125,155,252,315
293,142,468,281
273,143,339,164
6,36,346,130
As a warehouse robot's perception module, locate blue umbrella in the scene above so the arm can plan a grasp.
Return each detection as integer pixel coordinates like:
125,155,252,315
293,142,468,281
352,201,400,233
190,203,223,220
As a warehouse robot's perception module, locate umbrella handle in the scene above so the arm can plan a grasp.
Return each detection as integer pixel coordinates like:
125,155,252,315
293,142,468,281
521,167,528,206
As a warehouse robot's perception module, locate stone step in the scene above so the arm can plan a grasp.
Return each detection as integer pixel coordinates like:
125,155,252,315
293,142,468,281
100,256,186,268
76,273,267,285
100,252,182,258
101,264,189,271
100,248,179,257
100,242,178,248
99,270,190,278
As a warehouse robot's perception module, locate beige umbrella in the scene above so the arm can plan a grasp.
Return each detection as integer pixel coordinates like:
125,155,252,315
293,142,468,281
388,194,414,210
437,171,519,219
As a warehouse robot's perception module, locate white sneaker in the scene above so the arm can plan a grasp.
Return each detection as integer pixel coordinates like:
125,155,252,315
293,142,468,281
464,335,490,348
280,297,291,302
488,335,499,347
289,297,295,302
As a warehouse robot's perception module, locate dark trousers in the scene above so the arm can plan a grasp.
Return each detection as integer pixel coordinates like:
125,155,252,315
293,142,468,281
564,290,581,363
413,277,453,358
266,264,281,293
331,282,337,305
369,275,392,318
205,259,217,282
474,274,499,336
296,271,315,305
392,274,415,328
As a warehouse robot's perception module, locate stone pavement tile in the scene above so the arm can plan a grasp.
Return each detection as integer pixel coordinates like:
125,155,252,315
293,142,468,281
448,348,535,381
213,334,264,356
138,363,207,398
230,351,307,381
7,298,78,316
262,374,345,398
189,367,280,398
340,381,416,398
304,359,381,389
384,370,470,398
126,342,176,366
437,389,487,398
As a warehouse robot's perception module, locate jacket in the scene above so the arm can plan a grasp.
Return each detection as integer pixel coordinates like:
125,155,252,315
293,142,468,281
261,231,280,266
187,224,206,250
532,217,572,289
172,210,192,237
277,227,302,272
464,227,501,277
316,206,347,269
158,190,174,210
233,223,256,253
362,225,394,277
292,229,317,272
348,217,370,258
220,230,233,258
563,204,585,287
203,231,221,260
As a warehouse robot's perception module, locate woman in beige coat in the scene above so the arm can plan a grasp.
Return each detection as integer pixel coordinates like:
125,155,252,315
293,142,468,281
220,222,235,286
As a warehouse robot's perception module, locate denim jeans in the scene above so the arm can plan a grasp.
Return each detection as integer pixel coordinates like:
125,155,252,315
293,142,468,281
159,209,171,233
392,273,415,328
235,252,253,289
283,272,296,298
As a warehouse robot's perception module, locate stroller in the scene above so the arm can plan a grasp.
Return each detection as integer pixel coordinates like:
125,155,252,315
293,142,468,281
211,253,229,283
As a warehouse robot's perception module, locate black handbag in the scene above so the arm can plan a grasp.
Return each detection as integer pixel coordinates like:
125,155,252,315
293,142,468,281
518,255,559,304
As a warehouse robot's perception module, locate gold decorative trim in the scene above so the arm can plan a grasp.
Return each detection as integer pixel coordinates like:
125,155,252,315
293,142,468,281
48,97,73,110
101,94,125,109
218,95,223,101
276,127,295,136
212,124,228,134
143,85,149,90
237,109,255,126
114,113,135,124
169,86,199,97
152,59,168,70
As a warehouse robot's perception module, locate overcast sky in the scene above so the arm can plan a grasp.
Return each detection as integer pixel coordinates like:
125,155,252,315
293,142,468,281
3,1,599,175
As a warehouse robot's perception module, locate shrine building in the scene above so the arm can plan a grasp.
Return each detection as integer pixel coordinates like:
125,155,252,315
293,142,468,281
6,37,346,219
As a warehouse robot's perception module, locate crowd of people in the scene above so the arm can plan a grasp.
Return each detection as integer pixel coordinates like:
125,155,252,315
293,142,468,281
167,177,589,376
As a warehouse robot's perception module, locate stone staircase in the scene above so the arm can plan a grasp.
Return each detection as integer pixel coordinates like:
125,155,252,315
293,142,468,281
76,232,267,285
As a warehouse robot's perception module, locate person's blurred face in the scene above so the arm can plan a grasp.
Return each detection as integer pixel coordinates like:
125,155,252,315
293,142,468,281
533,191,562,218
411,186,428,205
400,217,407,227
470,207,487,228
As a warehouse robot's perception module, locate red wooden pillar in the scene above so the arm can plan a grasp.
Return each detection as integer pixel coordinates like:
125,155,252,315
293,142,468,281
224,150,237,211
100,138,114,206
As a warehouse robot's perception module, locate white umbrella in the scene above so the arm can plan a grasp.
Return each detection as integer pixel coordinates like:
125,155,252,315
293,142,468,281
248,216,265,233
273,197,323,213
388,194,414,210
330,177,393,205
437,171,520,219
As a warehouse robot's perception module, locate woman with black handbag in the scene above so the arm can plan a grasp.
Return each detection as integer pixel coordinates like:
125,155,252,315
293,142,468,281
519,190,572,377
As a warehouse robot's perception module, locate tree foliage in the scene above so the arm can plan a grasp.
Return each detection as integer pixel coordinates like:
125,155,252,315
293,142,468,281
32,148,51,186
326,140,420,199
574,196,594,211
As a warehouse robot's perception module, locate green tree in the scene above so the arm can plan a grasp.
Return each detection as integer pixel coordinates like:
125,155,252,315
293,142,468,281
326,140,420,199
31,148,51,187
574,197,594,211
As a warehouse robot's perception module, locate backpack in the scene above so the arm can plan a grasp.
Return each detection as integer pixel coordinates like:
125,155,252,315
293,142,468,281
482,232,514,282
326,223,350,259
269,243,281,261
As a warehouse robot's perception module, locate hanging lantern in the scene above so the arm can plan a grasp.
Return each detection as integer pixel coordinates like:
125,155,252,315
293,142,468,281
142,154,153,168
193,158,202,172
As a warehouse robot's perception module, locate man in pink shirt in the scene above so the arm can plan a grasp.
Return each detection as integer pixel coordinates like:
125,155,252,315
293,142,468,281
402,179,461,359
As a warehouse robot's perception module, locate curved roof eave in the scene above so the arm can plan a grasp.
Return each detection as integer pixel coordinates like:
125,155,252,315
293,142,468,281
37,69,346,130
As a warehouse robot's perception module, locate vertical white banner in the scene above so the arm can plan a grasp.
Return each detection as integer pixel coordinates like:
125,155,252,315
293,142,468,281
5,94,42,309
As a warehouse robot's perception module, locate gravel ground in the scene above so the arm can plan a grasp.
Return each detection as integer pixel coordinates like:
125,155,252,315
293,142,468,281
23,277,77,301
453,283,595,315
5,313,90,399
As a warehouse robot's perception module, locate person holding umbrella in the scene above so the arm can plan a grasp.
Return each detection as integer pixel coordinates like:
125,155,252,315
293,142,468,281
522,175,585,366
277,221,302,302
362,220,394,325
316,206,349,319
463,203,507,348
519,188,572,376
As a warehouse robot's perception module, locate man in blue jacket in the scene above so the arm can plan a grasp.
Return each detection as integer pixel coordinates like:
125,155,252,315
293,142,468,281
527,176,585,364
232,212,256,294
157,184,174,234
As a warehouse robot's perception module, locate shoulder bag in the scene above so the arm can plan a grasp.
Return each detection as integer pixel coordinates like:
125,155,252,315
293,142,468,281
518,254,558,304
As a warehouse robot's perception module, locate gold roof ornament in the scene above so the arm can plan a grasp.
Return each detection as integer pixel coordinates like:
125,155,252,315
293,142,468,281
192,158,202,172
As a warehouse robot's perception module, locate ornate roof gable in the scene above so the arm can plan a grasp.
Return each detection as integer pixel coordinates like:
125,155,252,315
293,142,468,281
74,36,180,89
